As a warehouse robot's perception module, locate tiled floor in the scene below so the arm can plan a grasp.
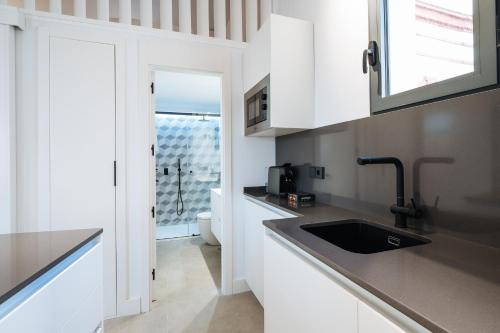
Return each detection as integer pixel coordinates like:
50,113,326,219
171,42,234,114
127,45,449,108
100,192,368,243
156,224,200,240
104,237,263,333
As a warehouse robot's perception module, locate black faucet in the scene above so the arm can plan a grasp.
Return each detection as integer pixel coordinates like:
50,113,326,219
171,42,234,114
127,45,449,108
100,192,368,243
357,157,421,228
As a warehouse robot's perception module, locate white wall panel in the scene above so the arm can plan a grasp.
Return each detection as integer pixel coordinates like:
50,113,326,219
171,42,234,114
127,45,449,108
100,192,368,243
213,0,226,39
260,0,272,26
140,0,153,27
245,0,257,42
230,0,242,41
49,37,116,318
119,0,132,24
97,0,109,21
230,50,275,286
178,0,192,33
73,0,86,17
159,0,173,30
24,0,35,10
196,0,209,36
49,0,62,14
0,25,16,234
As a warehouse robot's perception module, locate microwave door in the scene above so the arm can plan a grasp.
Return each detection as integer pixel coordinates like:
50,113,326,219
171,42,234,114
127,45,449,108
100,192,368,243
247,98,256,127
255,98,261,121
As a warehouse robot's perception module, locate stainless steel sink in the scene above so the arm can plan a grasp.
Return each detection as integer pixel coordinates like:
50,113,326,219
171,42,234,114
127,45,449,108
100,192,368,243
300,219,430,254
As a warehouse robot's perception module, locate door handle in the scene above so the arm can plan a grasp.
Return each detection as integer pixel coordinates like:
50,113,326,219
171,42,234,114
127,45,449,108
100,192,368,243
363,41,378,74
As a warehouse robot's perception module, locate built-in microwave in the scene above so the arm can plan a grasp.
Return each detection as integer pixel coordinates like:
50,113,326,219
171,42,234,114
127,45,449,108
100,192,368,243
245,74,270,135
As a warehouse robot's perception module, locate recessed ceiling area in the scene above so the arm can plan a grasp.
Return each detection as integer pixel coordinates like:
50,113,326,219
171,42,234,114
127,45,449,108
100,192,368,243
155,71,221,115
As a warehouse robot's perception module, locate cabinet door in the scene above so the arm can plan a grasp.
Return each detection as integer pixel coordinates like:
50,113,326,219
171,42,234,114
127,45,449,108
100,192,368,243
244,199,288,305
358,301,406,333
49,37,116,318
264,233,358,333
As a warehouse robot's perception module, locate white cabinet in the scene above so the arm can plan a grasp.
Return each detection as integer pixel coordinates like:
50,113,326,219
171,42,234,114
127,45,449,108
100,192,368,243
244,197,294,305
358,301,406,333
264,232,358,333
49,37,116,318
210,188,222,243
253,200,429,332
243,14,315,137
273,1,370,128
264,229,429,333
0,240,103,333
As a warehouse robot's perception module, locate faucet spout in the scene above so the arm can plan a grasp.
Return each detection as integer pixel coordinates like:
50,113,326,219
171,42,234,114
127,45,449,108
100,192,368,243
357,156,418,228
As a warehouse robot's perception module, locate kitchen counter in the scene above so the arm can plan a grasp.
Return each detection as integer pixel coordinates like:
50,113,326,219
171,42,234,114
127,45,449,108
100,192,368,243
0,228,103,307
244,187,500,333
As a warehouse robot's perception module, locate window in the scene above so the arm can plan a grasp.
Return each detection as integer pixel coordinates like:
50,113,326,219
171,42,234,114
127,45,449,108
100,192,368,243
366,0,498,113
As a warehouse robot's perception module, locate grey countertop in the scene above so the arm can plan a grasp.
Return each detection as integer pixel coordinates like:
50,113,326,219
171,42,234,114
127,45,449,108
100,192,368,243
244,187,500,333
0,228,103,305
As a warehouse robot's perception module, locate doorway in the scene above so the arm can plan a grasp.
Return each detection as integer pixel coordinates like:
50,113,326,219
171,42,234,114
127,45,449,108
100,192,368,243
153,71,222,240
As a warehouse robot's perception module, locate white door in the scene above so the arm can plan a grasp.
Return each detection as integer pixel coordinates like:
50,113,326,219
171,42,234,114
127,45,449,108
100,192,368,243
49,37,117,318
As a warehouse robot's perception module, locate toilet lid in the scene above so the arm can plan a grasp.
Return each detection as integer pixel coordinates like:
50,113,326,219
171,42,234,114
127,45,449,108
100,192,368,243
197,212,211,220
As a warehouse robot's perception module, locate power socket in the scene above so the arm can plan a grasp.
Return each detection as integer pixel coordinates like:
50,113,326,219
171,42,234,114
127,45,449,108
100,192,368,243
309,166,325,179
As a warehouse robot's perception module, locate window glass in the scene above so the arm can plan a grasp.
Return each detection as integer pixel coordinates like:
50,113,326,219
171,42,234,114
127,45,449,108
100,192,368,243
386,0,474,96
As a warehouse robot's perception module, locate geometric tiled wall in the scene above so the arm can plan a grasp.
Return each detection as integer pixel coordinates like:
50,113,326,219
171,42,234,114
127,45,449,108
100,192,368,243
155,114,221,226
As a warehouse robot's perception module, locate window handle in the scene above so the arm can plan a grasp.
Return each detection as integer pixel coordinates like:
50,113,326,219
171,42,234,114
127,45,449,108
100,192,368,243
363,41,378,74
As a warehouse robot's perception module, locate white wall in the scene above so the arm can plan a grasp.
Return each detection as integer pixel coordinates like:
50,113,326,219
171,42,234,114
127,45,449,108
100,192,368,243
13,11,275,317
0,24,16,234
273,0,370,127
231,50,275,290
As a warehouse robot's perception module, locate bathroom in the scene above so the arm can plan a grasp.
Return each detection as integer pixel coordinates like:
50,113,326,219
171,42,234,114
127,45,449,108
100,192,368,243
154,70,222,242
151,70,227,315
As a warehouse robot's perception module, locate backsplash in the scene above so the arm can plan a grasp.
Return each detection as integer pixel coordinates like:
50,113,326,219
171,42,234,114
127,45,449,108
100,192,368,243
277,89,500,248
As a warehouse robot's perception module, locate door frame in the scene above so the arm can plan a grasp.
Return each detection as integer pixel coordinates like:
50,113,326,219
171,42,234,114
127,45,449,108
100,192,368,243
142,39,234,311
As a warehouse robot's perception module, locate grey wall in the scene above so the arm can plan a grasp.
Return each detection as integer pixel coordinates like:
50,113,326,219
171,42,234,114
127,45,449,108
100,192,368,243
276,88,500,249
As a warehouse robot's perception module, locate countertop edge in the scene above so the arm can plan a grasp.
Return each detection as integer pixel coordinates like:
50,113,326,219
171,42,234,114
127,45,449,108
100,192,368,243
243,193,303,217
0,228,103,306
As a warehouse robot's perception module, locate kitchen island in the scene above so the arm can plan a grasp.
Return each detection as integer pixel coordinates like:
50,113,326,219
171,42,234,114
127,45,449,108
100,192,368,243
0,228,103,333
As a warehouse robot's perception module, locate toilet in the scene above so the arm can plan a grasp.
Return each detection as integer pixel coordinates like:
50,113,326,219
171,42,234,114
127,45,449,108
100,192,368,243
198,212,220,246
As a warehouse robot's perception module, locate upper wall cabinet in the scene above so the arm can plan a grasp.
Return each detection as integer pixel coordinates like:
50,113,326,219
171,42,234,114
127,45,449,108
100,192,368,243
272,1,370,128
243,14,315,137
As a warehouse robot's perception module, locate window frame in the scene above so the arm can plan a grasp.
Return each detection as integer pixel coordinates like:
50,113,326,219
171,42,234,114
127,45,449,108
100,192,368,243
368,0,498,113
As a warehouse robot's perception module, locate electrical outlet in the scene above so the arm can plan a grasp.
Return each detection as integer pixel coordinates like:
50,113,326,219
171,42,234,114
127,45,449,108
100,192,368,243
309,166,325,179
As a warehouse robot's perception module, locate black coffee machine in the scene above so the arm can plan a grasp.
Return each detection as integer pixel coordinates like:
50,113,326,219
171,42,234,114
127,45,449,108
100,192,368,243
267,163,296,197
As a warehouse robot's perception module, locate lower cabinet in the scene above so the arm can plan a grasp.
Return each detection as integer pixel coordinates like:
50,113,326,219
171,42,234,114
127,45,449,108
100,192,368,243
264,231,358,333
248,199,429,333
264,231,428,333
358,301,406,333
0,241,103,333
244,197,294,306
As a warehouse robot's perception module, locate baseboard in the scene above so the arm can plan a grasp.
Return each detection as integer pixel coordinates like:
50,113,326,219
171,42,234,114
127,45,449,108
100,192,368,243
232,278,250,294
116,297,141,317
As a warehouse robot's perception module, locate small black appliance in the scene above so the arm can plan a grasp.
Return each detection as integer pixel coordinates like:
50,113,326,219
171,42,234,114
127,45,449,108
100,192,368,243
267,163,296,197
